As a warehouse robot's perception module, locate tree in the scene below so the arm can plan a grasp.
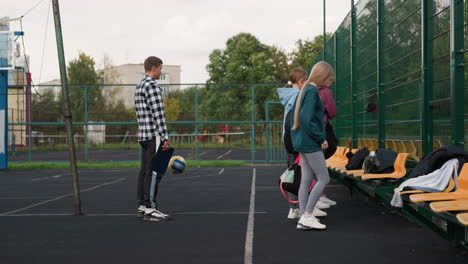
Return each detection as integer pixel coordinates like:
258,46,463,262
204,33,282,121
31,89,61,133
290,34,332,71
164,97,180,122
268,45,291,83
31,89,60,122
64,52,104,122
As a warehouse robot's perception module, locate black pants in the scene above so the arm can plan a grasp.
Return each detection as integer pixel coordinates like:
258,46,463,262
137,137,164,208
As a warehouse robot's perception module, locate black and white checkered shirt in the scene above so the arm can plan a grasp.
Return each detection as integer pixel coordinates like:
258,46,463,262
135,75,169,142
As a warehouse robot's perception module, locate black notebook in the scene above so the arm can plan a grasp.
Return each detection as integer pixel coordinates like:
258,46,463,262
151,144,174,174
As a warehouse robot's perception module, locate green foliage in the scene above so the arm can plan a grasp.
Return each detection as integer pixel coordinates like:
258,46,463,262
31,89,60,122
291,34,332,71
65,52,104,122
204,33,294,121
164,97,180,122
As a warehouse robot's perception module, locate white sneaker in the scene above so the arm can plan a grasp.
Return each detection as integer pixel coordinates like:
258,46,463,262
316,201,331,209
287,208,301,220
154,209,170,219
136,205,146,218
313,207,327,217
143,209,171,221
296,215,326,230
320,196,337,206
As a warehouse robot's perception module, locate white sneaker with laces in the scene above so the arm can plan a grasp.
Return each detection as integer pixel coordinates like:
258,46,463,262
316,201,331,209
320,196,337,206
154,209,171,219
287,208,301,220
143,209,170,222
296,215,326,230
313,207,327,217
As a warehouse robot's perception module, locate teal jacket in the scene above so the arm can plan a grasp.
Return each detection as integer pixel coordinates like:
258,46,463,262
291,84,325,153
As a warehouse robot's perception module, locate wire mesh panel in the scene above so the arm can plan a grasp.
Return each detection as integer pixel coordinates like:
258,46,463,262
432,0,452,148
356,0,378,142
335,14,353,143
383,0,422,142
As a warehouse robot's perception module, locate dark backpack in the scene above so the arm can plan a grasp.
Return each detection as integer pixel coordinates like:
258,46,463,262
278,155,302,196
345,147,370,170
283,110,298,155
363,155,380,174
324,122,338,159
364,148,397,174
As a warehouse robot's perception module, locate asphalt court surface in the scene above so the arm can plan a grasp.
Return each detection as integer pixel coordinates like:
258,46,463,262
9,148,268,162
0,166,467,264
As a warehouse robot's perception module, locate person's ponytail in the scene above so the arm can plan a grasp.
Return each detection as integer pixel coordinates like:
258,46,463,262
292,81,309,130
292,61,334,130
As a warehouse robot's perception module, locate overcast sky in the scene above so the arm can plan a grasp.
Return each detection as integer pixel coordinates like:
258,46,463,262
5,0,352,84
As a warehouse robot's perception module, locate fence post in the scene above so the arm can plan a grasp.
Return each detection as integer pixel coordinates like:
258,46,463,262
450,0,464,147
265,102,270,162
350,0,358,148
12,134,16,156
323,0,326,61
421,0,433,156
377,0,386,148
334,33,339,140
251,86,255,162
195,84,199,160
84,86,88,162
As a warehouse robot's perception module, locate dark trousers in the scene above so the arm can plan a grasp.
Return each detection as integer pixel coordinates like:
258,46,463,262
137,137,164,208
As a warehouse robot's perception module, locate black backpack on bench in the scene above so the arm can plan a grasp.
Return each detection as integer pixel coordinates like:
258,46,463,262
363,148,397,174
345,147,370,170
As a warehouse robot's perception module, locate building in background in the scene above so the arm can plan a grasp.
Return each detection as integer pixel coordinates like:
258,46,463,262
1,17,29,148
99,64,181,109
39,64,182,110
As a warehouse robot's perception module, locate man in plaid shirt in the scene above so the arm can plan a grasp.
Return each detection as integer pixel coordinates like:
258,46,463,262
135,56,171,221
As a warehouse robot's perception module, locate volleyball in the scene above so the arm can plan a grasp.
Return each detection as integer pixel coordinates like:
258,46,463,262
168,156,186,174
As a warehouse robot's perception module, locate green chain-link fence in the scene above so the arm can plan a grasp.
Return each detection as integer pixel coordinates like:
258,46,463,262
309,0,466,160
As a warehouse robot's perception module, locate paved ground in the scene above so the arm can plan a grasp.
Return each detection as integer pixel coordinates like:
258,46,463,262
8,148,272,162
0,166,467,264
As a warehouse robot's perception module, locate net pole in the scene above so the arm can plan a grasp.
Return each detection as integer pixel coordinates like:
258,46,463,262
84,86,88,162
251,86,255,162
265,102,270,162
195,84,199,160
52,0,82,215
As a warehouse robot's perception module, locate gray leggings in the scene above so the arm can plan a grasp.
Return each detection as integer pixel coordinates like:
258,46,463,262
299,151,330,214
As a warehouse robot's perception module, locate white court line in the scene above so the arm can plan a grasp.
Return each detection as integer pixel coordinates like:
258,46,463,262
216,149,233,160
0,178,126,216
199,151,207,156
32,173,69,182
0,197,56,199
1,212,268,217
244,167,256,264
170,168,224,181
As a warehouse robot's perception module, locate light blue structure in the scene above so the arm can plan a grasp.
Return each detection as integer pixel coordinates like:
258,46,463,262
0,32,8,169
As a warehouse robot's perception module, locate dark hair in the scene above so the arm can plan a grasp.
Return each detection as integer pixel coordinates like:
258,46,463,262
144,56,163,72
285,68,307,88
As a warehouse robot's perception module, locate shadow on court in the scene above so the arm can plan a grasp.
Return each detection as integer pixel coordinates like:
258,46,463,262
0,166,467,264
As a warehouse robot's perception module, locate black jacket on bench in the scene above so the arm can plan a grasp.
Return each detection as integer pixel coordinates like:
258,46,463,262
408,146,468,179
